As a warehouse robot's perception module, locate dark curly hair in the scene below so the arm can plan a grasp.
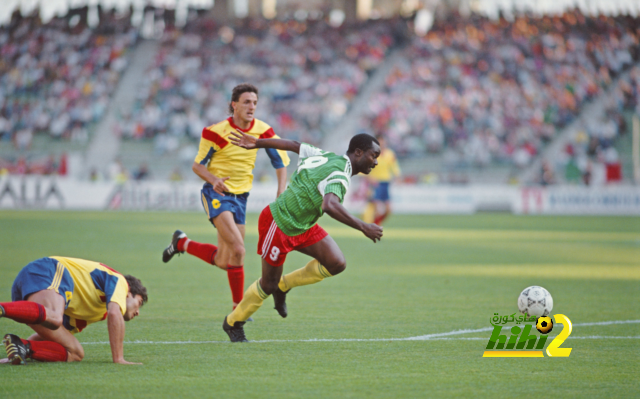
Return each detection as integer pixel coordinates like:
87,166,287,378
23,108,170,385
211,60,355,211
347,133,379,154
228,83,259,115
125,275,148,305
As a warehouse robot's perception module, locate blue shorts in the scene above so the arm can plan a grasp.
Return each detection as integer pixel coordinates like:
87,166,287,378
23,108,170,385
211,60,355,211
201,184,249,226
12,257,74,309
371,182,390,202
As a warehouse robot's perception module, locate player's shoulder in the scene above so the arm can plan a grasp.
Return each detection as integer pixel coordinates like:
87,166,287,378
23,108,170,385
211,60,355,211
250,119,274,137
205,118,231,133
299,143,329,158
200,120,232,148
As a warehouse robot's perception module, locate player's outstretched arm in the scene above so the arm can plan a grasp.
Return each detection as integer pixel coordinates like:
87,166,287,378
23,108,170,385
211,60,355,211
322,193,383,243
106,302,142,365
229,130,301,154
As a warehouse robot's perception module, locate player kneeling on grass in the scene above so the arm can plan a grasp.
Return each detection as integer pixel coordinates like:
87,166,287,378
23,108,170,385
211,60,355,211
222,132,383,342
0,257,147,365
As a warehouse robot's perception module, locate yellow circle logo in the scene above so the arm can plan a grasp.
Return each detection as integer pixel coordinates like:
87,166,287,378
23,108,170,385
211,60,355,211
536,316,553,334
212,199,221,209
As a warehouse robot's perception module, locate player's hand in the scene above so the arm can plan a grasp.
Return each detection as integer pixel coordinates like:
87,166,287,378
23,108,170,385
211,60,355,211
229,130,257,149
114,358,143,365
212,176,230,195
0,358,10,364
362,223,383,243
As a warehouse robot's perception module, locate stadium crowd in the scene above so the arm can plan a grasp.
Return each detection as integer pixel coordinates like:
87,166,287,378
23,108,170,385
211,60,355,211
549,65,640,186
0,12,137,151
115,17,399,154
2,8,639,184
362,12,639,170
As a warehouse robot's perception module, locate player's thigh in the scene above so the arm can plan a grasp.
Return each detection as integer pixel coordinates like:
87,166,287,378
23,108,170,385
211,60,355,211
26,289,66,324
213,211,244,247
237,223,246,240
297,235,346,272
29,323,83,361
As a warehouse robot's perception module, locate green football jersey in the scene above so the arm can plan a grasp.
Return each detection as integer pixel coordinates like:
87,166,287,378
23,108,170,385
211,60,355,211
270,143,352,236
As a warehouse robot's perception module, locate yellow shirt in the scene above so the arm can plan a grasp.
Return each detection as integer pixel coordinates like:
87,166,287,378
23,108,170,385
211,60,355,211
50,256,129,334
368,148,401,182
194,117,290,194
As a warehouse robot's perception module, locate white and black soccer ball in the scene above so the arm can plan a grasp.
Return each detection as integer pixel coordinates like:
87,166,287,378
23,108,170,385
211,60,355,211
517,286,553,317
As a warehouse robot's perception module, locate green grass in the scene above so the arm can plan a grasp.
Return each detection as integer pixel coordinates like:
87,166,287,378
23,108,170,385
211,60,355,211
1,211,639,398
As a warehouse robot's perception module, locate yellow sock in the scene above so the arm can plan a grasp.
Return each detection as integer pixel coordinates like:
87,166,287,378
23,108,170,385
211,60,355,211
363,202,375,224
227,280,268,326
278,259,332,292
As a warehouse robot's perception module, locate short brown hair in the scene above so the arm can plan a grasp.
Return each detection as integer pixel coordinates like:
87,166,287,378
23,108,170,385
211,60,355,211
125,275,148,305
228,83,259,115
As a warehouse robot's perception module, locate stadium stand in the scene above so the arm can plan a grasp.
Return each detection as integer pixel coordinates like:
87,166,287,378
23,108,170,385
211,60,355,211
0,11,138,174
360,12,639,182
117,17,400,151
2,6,639,185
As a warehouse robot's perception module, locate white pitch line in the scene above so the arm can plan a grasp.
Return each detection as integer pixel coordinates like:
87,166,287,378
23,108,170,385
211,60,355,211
80,319,640,345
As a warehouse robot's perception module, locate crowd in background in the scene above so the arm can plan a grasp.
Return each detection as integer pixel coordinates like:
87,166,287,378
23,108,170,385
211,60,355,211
1,8,639,184
362,12,639,172
115,17,400,155
544,65,640,186
0,11,137,158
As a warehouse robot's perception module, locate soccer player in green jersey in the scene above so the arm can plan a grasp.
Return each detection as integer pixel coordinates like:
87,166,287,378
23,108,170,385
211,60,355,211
221,131,384,342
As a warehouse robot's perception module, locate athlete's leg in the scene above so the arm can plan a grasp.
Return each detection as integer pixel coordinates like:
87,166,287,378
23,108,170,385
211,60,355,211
213,220,246,268
227,259,282,326
1,289,65,330
297,235,346,276
275,235,344,294
26,323,83,362
25,290,66,330
374,200,391,225
213,212,247,308
363,200,376,224
212,211,245,267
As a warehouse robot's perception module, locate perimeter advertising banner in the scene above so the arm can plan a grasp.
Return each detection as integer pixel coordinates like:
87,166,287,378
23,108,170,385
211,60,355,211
1,176,640,215
514,186,640,215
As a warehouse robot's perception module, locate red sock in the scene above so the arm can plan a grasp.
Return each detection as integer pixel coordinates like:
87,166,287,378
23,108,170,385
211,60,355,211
185,240,218,265
21,339,68,362
177,237,188,252
374,214,387,225
227,265,244,305
0,301,46,325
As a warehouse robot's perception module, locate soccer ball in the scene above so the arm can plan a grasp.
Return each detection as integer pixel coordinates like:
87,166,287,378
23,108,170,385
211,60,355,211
517,286,553,317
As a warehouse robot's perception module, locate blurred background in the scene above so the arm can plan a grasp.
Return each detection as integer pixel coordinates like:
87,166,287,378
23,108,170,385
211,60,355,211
1,0,639,214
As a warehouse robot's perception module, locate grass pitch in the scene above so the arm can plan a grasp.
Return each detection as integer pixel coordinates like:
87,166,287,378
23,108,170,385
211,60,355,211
0,211,639,398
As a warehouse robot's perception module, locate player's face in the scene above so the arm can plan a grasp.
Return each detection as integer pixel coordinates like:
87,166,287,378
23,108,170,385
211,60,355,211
232,92,258,124
124,293,144,321
357,143,381,175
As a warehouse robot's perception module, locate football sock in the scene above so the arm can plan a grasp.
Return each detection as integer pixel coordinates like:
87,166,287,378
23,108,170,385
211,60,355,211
177,237,189,252
363,203,375,224
0,301,46,325
227,265,245,306
374,214,387,225
185,240,218,265
227,280,268,326
278,259,332,292
21,339,68,362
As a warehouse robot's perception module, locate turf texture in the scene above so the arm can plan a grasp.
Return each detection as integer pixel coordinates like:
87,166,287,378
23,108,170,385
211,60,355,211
0,211,638,398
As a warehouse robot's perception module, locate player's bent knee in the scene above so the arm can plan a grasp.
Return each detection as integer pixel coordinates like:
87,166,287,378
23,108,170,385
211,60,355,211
45,313,64,330
232,245,246,259
326,258,346,276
